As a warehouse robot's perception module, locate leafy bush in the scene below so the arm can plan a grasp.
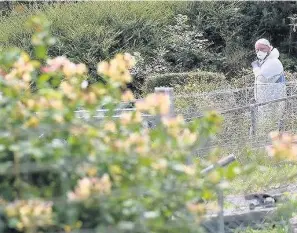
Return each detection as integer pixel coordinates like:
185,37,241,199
130,13,214,95
143,71,235,126
3,2,297,104
0,15,243,233
161,14,210,71
143,70,229,94
0,2,188,94
184,1,297,77
166,72,235,126
3,2,297,94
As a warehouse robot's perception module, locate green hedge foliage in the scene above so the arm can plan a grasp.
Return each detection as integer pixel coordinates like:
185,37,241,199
144,71,229,94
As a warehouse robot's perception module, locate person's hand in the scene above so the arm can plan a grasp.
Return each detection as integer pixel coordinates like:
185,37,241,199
251,60,259,69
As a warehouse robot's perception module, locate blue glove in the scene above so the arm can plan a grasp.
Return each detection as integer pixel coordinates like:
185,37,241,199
251,61,259,69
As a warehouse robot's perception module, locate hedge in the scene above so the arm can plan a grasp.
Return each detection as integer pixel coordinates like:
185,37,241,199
143,71,229,94
0,2,188,91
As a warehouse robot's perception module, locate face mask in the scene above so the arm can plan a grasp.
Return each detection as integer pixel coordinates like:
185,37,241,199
257,51,268,60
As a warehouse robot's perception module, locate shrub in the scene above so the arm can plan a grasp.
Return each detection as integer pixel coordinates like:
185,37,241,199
0,15,243,233
143,71,235,123
2,1,297,92
165,71,233,119
281,54,297,73
143,70,230,94
0,2,188,94
130,13,213,95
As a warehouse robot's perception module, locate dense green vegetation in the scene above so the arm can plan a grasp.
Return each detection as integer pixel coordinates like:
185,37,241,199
1,1,297,95
0,15,232,233
1,2,297,232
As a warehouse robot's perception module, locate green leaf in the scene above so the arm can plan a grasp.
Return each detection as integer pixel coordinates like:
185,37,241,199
8,218,19,228
201,189,214,200
0,48,22,70
38,73,51,83
34,45,47,59
37,73,51,88
225,161,241,180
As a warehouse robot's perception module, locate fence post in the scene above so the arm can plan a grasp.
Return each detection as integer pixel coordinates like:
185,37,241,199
152,87,175,129
154,87,175,118
217,188,225,233
250,104,256,136
279,99,286,132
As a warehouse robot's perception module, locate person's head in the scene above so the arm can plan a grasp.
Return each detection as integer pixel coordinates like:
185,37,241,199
255,38,272,60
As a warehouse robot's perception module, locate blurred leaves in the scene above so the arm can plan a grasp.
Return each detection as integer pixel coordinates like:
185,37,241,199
0,15,240,233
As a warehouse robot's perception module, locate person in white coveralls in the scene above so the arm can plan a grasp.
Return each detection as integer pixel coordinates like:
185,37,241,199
251,38,286,134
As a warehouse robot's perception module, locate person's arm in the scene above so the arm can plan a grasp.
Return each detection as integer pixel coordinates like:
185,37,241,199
251,61,266,82
252,59,283,83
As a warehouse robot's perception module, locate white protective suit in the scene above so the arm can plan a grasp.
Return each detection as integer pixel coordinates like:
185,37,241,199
253,48,286,134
